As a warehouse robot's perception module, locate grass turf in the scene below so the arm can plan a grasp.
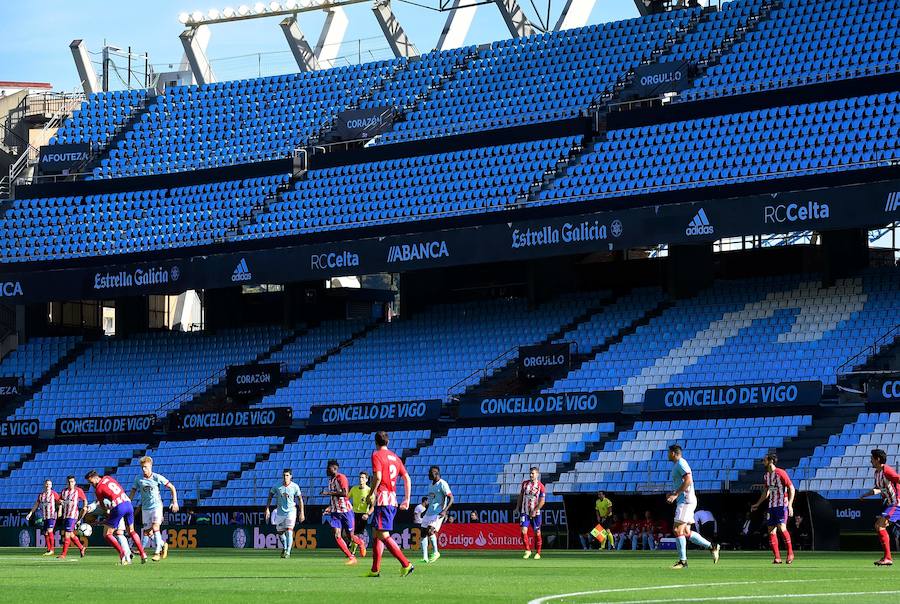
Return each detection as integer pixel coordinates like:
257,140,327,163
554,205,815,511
0,548,897,603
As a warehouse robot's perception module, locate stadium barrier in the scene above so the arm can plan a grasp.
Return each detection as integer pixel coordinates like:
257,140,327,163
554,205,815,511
458,391,623,419
307,401,443,427
642,381,823,411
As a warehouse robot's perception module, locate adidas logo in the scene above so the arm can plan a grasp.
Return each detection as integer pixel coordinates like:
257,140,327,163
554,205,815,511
685,208,714,236
886,192,900,213
231,258,252,282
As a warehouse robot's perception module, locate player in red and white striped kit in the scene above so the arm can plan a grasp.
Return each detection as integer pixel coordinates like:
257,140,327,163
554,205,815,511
25,480,60,556
751,454,795,564
58,475,88,560
860,448,900,566
321,459,367,565
516,467,546,560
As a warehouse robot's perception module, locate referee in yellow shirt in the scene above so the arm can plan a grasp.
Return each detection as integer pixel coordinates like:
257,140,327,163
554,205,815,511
348,472,372,556
595,491,614,550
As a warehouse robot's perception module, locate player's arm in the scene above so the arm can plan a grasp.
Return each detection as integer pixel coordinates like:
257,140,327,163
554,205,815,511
367,468,382,515
750,485,770,511
515,485,523,515
440,490,454,518
783,471,796,514
128,487,137,501
25,496,39,520
399,469,411,511
666,471,693,503
165,481,180,512
860,487,880,500
297,491,305,524
77,490,88,522
265,491,274,521
534,487,545,517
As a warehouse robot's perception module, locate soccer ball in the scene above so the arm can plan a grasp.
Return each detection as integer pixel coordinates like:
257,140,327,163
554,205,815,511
79,523,93,537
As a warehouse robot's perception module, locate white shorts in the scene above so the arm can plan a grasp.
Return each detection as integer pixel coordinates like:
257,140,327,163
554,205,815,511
271,509,297,532
674,501,697,525
142,508,163,527
421,513,444,532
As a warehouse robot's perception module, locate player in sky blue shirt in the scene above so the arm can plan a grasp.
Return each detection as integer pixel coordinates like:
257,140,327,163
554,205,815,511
665,444,718,568
265,469,305,558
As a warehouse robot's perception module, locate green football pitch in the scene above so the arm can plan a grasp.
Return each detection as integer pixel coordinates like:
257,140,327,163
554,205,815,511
0,548,897,603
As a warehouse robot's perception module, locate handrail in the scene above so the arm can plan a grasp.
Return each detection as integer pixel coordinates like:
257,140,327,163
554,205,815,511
153,368,226,417
447,345,519,400
837,324,900,376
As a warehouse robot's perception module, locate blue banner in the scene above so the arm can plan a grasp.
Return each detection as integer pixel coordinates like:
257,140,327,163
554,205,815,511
0,419,39,439
307,400,442,426
458,391,623,419
869,377,900,403
643,381,823,411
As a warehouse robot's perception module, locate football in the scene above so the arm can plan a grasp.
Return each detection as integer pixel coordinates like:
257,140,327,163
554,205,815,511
78,523,92,537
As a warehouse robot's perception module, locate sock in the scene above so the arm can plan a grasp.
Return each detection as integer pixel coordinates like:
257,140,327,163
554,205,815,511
430,534,438,555
536,534,542,554
769,533,781,560
336,536,353,558
286,531,293,555
781,529,793,558
383,535,411,568
47,531,54,551
522,533,531,551
676,536,687,561
73,535,85,554
351,534,365,550
372,538,384,572
62,536,70,557
689,531,712,549
879,528,892,560
280,532,287,551
129,531,146,558
141,534,150,549
105,533,125,558
422,534,429,559
117,534,131,559
154,531,165,554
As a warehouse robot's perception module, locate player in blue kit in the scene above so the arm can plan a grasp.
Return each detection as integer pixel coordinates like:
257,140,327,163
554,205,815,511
129,456,179,562
265,469,305,558
421,466,453,564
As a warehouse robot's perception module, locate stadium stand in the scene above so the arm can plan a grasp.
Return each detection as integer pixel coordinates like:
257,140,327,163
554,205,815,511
52,90,148,151
0,443,145,508
660,0,763,66
123,436,284,504
0,175,289,262
0,336,81,387
8,326,290,429
266,319,371,373
255,294,600,417
553,288,665,354
552,415,813,494
0,445,31,475
681,0,900,101
539,92,900,204
203,430,426,506
793,411,898,500
550,271,900,403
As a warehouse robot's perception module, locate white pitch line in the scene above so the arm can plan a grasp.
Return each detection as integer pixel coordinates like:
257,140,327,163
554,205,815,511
527,580,830,604
601,590,900,604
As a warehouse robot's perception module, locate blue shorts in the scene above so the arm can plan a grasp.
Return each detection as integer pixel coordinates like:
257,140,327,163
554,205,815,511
44,518,56,531
881,505,900,523
105,501,134,530
329,511,355,533
767,506,788,527
63,518,78,532
520,514,542,532
373,506,397,532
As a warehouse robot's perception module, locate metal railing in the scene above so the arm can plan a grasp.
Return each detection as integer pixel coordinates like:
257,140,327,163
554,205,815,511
153,368,227,418
24,92,85,121
446,345,519,401
837,324,900,377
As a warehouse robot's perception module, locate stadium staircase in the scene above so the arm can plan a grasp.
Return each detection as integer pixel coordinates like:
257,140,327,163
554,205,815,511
836,324,900,400
227,177,294,241
0,337,96,420
193,436,292,506
682,0,783,92
729,403,864,494
451,292,620,403
542,418,637,492
399,425,451,465
0,445,45,480
79,95,156,174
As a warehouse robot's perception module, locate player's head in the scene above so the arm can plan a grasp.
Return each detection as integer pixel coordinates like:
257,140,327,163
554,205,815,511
429,466,441,482
420,497,428,505
326,459,339,477
375,431,389,448
597,491,605,500
871,449,888,468
668,444,683,462
43,479,52,490
470,511,478,521
84,471,100,486
529,466,540,481
140,455,154,477
282,469,292,485
66,475,76,488
763,453,777,471
358,471,369,486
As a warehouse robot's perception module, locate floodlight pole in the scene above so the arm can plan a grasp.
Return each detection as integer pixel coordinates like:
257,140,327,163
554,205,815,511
179,25,216,84
494,0,535,38
372,0,419,58
69,40,101,96
436,0,478,51
314,7,350,68
280,17,321,71
554,0,598,31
